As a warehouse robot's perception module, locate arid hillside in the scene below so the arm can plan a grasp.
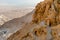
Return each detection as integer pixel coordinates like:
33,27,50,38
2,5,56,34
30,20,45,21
1,0,60,40
0,7,34,40
0,6,33,19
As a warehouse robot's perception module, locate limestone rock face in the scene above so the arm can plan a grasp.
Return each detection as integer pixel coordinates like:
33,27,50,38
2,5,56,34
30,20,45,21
6,0,60,40
32,0,60,26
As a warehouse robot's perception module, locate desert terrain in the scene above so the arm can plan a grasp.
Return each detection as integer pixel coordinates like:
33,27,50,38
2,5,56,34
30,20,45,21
0,6,34,19
0,0,60,40
0,6,34,40
7,0,60,40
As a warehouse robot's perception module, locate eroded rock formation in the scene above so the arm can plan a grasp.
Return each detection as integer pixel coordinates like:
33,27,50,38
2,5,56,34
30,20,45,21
32,0,60,26
7,0,60,40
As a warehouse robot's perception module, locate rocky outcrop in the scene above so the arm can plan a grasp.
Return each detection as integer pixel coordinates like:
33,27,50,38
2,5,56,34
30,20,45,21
4,0,60,40
32,0,60,26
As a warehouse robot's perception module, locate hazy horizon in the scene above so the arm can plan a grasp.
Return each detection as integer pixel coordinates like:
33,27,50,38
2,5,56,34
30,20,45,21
0,0,44,7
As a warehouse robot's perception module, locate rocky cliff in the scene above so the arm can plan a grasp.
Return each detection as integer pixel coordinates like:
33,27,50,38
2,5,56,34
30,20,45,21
6,0,60,40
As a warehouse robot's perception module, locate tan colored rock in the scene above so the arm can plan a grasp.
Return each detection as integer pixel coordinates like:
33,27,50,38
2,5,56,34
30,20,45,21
32,0,60,26
33,26,47,40
51,24,60,40
6,0,60,40
33,26,47,36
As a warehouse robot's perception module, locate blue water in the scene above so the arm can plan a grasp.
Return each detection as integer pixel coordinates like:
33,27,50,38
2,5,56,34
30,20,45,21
0,0,44,7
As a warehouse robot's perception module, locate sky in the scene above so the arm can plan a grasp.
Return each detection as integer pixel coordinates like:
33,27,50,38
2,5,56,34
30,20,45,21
0,0,44,7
